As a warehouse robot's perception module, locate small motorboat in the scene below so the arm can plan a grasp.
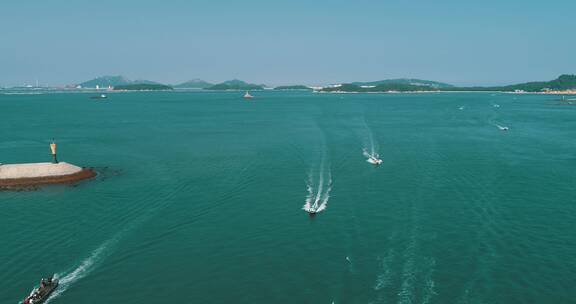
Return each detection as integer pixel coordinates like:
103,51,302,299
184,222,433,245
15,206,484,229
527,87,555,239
243,91,254,99
90,94,107,100
305,201,319,216
367,155,383,165
497,125,509,131
23,275,59,304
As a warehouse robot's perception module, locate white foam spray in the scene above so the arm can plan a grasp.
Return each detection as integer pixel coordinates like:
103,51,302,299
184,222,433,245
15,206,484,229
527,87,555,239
44,237,117,303
362,117,381,162
303,153,332,214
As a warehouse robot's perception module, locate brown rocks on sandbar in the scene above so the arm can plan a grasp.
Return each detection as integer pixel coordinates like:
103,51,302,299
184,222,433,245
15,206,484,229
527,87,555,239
0,162,96,190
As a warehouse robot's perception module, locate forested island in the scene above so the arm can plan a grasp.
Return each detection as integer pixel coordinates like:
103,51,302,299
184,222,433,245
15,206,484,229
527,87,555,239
113,84,173,91
173,79,213,89
321,83,439,93
442,74,576,93
206,79,264,91
320,75,576,93
274,85,312,91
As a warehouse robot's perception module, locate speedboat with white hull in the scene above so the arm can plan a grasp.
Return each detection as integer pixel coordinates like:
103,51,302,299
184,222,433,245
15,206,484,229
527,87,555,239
367,155,383,165
243,91,254,99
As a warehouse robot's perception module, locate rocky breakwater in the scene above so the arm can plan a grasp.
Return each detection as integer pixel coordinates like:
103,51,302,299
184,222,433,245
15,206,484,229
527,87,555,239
0,162,96,190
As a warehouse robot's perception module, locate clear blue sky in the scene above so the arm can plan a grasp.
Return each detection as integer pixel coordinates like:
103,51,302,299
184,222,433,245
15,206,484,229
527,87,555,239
1,0,575,87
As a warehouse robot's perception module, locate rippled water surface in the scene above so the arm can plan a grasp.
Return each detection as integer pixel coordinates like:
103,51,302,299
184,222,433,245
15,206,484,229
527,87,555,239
1,91,575,303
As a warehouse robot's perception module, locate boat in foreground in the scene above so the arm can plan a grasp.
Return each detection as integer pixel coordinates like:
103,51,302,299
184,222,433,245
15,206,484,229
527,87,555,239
367,155,383,165
23,275,58,304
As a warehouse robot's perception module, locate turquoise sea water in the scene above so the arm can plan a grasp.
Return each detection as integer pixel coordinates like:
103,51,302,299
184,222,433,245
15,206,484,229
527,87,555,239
1,91,575,304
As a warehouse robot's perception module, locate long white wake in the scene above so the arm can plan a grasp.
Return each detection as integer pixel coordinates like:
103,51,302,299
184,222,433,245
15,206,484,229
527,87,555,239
303,156,332,214
29,182,184,304
489,120,509,131
44,237,117,303
362,118,381,163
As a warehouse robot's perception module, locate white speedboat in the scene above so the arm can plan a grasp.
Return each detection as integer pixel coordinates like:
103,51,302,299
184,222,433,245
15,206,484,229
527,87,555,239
243,91,254,99
367,155,383,165
497,125,509,131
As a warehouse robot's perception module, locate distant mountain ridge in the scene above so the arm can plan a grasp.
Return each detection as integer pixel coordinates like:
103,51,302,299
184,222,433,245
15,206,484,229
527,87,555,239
113,84,173,91
274,85,312,90
493,74,576,92
351,78,454,89
321,83,438,93
174,79,213,89
439,74,576,92
206,79,264,90
78,76,163,88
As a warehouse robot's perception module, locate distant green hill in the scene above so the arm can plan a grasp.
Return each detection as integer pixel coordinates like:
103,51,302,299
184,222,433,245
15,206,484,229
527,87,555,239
79,76,132,88
132,79,162,85
321,83,438,93
206,79,264,91
321,78,452,92
113,84,173,91
274,85,312,91
498,74,576,92
321,75,576,93
441,74,576,92
174,79,213,89
78,76,163,88
352,78,454,89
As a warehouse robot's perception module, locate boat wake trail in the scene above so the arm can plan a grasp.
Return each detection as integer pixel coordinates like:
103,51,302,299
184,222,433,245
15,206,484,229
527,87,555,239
33,180,186,303
362,117,382,163
370,228,437,304
303,155,332,214
489,120,509,131
45,236,119,303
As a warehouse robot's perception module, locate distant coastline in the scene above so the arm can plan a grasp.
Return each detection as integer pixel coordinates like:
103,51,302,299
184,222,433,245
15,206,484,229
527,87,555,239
4,74,576,95
317,89,576,95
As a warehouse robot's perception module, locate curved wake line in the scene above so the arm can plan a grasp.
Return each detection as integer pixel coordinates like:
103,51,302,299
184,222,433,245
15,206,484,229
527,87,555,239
363,149,380,161
303,154,332,214
44,237,118,303
40,184,184,303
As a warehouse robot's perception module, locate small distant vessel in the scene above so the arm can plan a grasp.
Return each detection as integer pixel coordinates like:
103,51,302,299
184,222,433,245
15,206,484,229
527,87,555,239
493,104,500,108
367,155,383,165
23,275,59,304
243,91,254,99
497,125,509,131
459,106,465,110
90,94,107,100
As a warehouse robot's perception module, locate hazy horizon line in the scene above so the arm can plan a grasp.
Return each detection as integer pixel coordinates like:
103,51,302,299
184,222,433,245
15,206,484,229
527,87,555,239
2,73,573,89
